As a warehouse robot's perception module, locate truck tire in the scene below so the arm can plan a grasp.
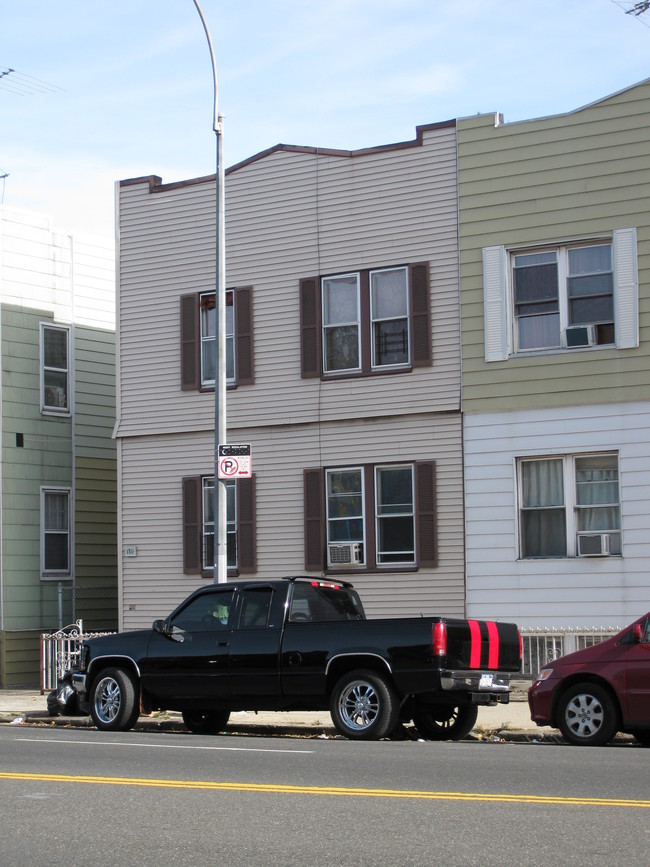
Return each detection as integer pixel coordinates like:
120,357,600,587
557,682,619,746
330,670,399,740
412,704,478,741
90,667,140,732
182,710,230,734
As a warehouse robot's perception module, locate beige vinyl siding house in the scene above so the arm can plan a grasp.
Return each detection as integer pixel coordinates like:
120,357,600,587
0,207,117,686
458,79,650,633
116,123,465,628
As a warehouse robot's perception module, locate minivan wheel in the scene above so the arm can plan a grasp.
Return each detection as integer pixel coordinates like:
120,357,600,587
557,682,619,746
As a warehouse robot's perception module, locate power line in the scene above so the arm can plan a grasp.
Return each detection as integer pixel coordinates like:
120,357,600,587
0,66,65,96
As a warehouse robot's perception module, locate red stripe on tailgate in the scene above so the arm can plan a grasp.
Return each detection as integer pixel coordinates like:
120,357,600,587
487,621,500,669
468,620,481,669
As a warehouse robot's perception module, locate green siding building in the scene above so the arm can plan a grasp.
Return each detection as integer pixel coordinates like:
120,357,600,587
0,206,117,687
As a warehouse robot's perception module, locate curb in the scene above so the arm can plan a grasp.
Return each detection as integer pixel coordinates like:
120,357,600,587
0,711,558,742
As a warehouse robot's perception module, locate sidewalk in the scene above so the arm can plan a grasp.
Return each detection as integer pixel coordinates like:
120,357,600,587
0,682,561,742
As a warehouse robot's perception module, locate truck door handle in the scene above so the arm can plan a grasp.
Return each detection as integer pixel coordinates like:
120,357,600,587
217,641,229,647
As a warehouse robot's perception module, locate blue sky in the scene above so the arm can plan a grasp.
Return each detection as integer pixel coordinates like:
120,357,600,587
2,0,649,237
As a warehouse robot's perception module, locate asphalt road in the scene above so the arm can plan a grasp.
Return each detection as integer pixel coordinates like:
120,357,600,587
0,725,648,865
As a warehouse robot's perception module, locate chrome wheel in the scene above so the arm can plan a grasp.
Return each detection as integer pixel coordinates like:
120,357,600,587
94,675,121,725
89,667,140,732
338,679,380,731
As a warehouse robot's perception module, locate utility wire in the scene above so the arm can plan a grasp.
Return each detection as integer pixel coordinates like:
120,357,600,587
0,66,65,96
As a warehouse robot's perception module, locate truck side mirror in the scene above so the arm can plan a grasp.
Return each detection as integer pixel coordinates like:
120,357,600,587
632,623,643,644
152,619,168,635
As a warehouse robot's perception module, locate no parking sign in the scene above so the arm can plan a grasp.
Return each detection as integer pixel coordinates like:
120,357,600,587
218,443,252,479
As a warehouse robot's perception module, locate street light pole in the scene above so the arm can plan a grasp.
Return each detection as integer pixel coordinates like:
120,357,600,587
192,0,227,583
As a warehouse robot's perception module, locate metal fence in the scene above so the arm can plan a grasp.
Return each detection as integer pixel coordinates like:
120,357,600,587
56,583,118,632
40,621,115,693
520,626,621,677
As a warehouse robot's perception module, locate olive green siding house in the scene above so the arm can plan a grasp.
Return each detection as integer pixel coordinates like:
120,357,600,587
0,206,118,687
457,79,650,642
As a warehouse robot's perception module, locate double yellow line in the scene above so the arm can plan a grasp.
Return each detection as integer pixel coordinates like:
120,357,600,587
1,772,649,808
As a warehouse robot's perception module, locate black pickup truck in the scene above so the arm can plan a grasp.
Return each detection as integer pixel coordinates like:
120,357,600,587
72,577,521,741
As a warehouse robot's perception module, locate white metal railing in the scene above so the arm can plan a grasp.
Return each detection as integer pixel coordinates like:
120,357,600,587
40,621,115,693
520,626,621,677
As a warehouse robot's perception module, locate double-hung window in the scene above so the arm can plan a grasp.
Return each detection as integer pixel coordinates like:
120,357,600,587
201,477,237,571
514,244,614,351
300,262,431,378
304,462,435,571
518,453,621,559
180,287,254,390
182,475,256,576
200,291,235,384
483,228,638,360
41,324,70,413
41,487,71,577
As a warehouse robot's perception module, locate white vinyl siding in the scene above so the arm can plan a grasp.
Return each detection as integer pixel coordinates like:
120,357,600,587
464,402,650,628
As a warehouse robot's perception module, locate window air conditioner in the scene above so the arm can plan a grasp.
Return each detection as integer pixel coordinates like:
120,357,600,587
565,325,597,348
328,543,361,567
577,533,611,557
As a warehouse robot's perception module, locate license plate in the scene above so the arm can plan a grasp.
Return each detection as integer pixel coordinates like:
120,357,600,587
479,674,494,689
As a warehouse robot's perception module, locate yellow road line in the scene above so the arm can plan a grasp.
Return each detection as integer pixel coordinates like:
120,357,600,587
1,772,649,808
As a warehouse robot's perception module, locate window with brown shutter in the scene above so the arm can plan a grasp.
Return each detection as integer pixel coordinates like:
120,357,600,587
300,263,431,379
182,475,257,576
303,460,436,573
180,287,254,391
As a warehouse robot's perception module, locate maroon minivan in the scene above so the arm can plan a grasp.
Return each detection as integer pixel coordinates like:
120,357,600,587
528,612,650,746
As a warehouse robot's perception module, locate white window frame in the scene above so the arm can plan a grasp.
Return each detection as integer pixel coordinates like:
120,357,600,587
369,267,411,370
483,228,638,361
325,467,366,564
516,453,621,560
321,273,361,374
200,290,235,387
512,243,615,353
374,464,415,565
41,486,71,578
40,323,70,415
201,476,237,571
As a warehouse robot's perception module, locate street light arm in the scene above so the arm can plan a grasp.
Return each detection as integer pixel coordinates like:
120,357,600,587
191,0,222,134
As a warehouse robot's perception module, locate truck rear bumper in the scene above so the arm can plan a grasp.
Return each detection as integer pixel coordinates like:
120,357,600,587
440,670,511,701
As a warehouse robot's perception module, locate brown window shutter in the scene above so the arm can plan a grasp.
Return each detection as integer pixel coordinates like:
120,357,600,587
182,476,202,574
304,468,325,571
180,294,200,390
237,475,257,573
235,287,254,385
415,461,437,568
409,263,432,367
300,278,321,378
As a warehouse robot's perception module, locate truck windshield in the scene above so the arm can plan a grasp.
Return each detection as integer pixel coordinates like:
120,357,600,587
289,583,365,622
